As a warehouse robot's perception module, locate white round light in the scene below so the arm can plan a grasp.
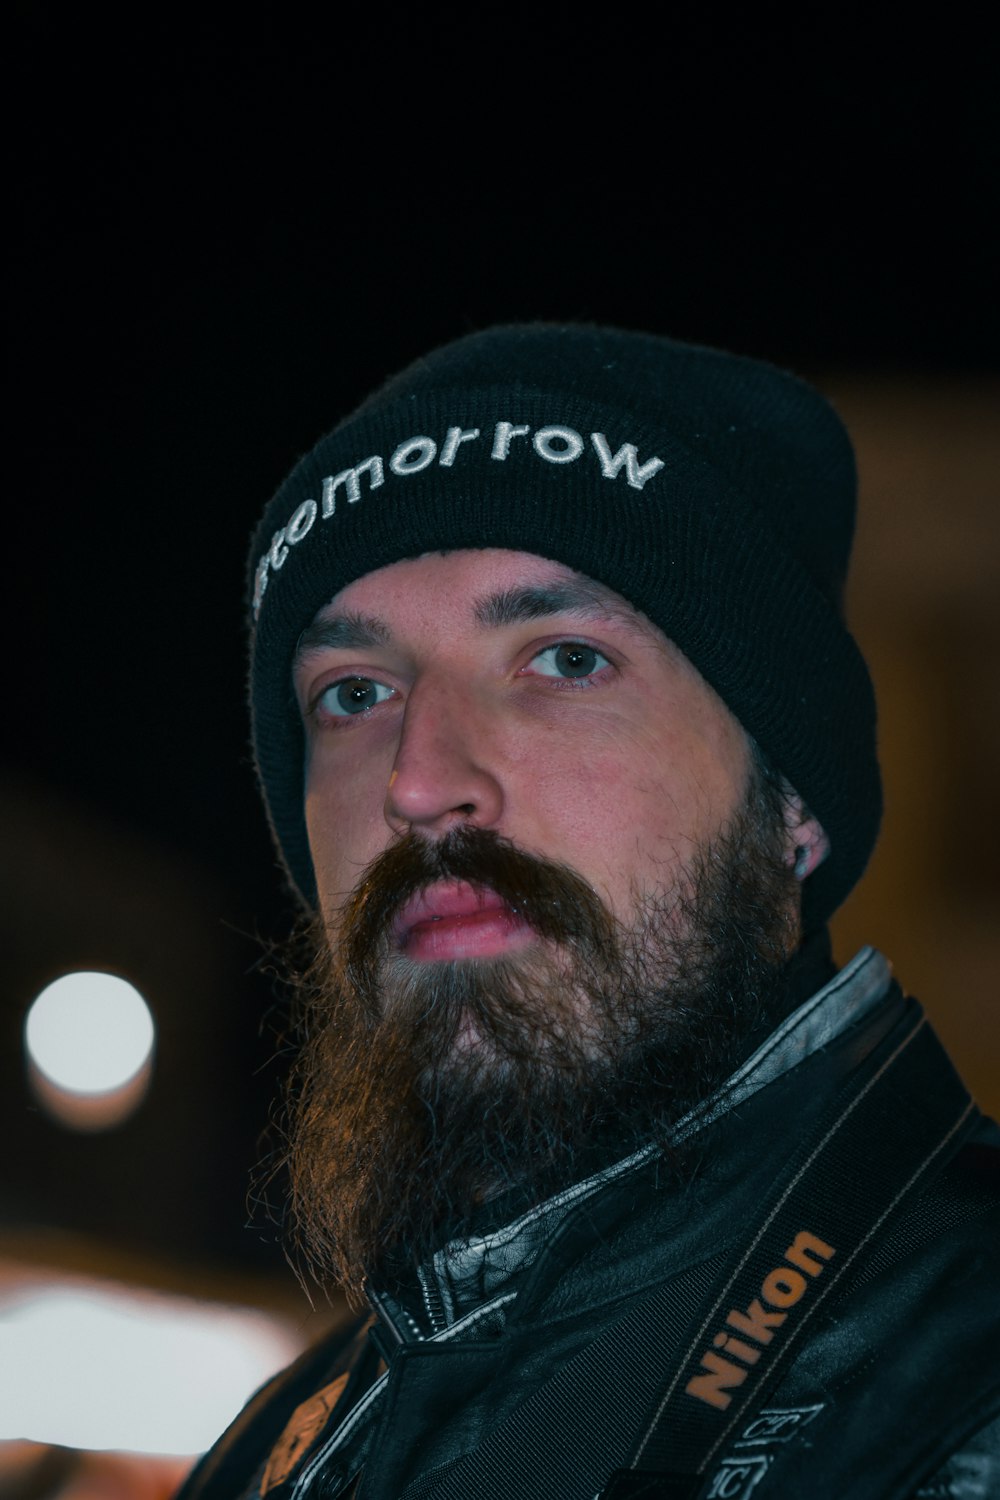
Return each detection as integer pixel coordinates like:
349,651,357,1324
25,972,155,1095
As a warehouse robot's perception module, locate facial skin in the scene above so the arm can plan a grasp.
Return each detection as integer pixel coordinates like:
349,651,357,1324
295,549,820,960
285,549,829,1296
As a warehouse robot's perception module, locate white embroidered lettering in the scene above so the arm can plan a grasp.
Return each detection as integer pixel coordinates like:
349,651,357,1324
735,1405,824,1447
390,437,437,475
440,426,481,466
322,457,384,516
492,421,531,460
286,499,318,546
590,432,665,490
533,425,584,464
268,527,289,570
252,415,672,625
706,1455,770,1496
252,555,270,617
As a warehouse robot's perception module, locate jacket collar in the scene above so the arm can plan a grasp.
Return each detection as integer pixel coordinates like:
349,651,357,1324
369,947,892,1343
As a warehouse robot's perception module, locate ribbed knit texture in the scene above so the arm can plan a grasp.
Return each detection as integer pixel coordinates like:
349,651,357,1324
247,324,881,925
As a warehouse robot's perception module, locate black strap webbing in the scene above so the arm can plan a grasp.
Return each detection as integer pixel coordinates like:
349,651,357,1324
608,1013,975,1489
398,1010,975,1500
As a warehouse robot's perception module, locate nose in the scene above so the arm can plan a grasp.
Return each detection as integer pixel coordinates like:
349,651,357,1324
383,678,504,838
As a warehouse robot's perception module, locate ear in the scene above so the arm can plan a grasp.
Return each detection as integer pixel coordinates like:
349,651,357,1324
780,791,830,883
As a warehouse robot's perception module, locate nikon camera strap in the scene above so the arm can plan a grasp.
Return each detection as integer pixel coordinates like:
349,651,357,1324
599,1008,976,1497
399,1007,977,1500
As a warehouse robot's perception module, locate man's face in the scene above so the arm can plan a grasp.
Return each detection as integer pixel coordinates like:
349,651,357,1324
295,548,754,960
286,549,806,1296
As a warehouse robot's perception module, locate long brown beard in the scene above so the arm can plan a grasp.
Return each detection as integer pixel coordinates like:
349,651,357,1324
279,760,799,1303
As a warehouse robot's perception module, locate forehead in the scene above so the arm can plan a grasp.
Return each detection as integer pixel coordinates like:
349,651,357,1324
308,548,660,642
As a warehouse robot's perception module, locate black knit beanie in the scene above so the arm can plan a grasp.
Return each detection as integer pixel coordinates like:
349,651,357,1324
248,323,881,928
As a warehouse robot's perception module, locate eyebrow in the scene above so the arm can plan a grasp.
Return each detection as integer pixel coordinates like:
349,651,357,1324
294,611,390,665
473,581,654,640
293,578,656,670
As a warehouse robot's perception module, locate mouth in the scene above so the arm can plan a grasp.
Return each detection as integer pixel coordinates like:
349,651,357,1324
392,880,536,963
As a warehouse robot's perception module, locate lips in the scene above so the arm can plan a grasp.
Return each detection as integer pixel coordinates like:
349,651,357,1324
392,880,535,962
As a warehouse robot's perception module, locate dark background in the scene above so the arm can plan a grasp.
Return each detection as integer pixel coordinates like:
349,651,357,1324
4,13,997,1286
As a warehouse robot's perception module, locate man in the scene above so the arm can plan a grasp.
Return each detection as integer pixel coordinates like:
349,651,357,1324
181,326,998,1498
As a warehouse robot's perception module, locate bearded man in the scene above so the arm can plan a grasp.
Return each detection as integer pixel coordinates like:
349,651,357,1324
180,326,998,1499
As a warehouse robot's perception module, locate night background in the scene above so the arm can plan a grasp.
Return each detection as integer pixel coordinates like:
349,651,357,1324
2,8,998,1474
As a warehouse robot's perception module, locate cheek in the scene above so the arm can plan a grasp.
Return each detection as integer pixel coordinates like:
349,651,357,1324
507,742,659,881
511,724,746,909
304,761,389,911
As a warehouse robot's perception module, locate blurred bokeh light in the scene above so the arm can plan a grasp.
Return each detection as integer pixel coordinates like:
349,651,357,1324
25,973,156,1131
0,1278,300,1456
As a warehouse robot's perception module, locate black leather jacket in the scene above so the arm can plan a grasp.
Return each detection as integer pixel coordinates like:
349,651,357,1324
181,949,1000,1499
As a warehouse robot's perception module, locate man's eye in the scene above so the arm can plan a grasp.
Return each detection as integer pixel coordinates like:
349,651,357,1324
530,643,610,679
316,677,394,717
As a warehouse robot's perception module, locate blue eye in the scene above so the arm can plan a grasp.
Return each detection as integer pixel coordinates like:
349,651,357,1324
532,643,610,679
318,677,394,716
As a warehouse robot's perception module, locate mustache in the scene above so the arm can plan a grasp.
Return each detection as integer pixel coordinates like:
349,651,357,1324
337,827,619,995
275,769,801,1299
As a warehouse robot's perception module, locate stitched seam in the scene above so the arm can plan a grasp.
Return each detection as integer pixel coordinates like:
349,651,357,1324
435,1289,518,1341
293,1291,520,1493
293,1371,389,1495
